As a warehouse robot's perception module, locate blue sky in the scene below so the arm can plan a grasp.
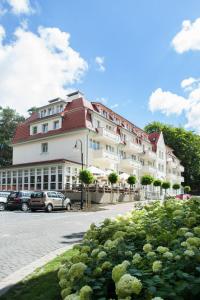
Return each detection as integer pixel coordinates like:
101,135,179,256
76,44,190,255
1,0,200,131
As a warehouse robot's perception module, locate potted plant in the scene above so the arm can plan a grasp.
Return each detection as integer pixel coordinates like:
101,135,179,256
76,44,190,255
108,172,118,203
153,179,162,198
172,183,180,195
79,169,94,208
162,181,171,197
141,174,154,199
127,175,136,201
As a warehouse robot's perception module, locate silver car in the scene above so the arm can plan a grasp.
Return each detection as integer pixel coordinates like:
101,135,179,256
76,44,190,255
29,191,71,212
0,191,12,211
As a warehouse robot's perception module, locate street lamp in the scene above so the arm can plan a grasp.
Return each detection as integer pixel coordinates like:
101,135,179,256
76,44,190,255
74,139,84,209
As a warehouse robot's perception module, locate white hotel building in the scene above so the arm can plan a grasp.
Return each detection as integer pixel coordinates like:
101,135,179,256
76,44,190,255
0,91,184,193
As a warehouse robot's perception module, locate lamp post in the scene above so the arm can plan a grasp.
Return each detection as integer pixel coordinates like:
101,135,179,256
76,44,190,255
74,139,84,209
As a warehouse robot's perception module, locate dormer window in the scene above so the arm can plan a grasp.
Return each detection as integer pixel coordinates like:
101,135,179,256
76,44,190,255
32,126,37,135
42,123,48,133
53,120,59,130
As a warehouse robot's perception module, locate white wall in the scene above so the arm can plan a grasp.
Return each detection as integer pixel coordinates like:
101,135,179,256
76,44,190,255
13,130,89,165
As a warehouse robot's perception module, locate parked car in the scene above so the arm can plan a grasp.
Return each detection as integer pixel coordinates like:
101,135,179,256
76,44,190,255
7,191,32,211
0,191,12,211
29,191,71,212
175,194,191,200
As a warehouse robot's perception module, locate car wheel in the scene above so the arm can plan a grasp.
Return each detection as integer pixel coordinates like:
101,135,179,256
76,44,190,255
21,203,29,212
65,203,71,211
0,202,5,211
46,204,53,212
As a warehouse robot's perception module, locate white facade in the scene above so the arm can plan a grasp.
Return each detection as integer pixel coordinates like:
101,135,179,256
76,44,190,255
0,94,185,193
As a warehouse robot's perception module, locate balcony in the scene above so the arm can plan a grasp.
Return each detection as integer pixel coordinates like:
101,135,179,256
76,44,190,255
142,150,156,161
166,173,178,182
125,140,143,154
180,176,184,182
167,159,177,169
120,158,142,169
179,165,184,172
93,149,119,163
141,165,156,175
96,127,120,144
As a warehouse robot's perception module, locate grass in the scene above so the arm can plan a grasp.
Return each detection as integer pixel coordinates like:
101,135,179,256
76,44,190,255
0,248,77,300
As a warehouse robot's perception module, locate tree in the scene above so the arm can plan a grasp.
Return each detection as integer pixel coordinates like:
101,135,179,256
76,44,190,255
144,121,200,193
141,175,154,199
27,106,38,115
108,172,118,203
184,185,191,194
172,183,180,195
0,107,25,167
127,175,136,189
153,179,162,197
141,174,154,186
162,181,171,196
108,172,118,186
79,170,94,208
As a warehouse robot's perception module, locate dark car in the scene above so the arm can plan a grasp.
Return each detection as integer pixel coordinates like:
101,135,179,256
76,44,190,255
7,191,32,211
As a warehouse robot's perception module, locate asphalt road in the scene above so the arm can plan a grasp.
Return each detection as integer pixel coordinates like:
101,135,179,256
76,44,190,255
0,202,133,282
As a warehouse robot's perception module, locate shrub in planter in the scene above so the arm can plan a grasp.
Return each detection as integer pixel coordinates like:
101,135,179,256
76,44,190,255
184,185,191,193
58,198,200,299
161,181,171,195
172,183,180,195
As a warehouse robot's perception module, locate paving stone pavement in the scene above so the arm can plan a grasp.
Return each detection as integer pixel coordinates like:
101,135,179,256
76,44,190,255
0,202,133,282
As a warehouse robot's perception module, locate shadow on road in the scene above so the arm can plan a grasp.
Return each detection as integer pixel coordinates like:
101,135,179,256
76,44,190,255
60,231,85,244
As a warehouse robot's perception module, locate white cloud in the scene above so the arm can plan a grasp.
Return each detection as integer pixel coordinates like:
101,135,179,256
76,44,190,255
95,56,105,72
0,25,88,114
181,77,197,89
6,0,33,15
149,88,189,116
172,18,200,53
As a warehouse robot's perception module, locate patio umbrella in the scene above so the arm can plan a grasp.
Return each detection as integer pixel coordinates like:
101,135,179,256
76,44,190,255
87,166,106,176
119,172,129,181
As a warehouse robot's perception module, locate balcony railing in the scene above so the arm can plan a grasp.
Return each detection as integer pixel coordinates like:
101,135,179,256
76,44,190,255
142,150,157,161
96,127,120,144
179,165,184,172
125,140,143,154
93,149,119,162
141,165,156,175
120,158,142,169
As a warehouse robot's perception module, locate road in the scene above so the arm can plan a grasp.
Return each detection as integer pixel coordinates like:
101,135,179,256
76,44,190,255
0,202,133,282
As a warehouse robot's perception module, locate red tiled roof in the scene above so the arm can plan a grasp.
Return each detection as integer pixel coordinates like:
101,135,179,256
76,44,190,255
13,97,92,144
148,132,161,152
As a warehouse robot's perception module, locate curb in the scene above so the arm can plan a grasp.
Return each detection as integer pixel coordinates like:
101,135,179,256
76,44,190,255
0,244,76,297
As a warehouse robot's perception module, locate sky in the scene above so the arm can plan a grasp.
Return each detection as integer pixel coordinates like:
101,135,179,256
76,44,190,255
1,1,200,132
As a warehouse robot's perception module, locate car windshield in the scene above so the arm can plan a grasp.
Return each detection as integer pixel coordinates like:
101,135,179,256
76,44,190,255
0,192,10,197
31,192,44,198
9,192,19,198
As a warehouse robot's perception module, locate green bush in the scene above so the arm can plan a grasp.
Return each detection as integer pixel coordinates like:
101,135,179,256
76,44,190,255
184,186,191,193
58,198,200,299
141,174,154,186
161,181,171,192
108,172,118,185
127,175,136,187
79,170,94,185
153,179,162,187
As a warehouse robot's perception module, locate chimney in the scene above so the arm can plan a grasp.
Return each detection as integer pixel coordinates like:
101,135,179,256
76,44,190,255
66,90,84,102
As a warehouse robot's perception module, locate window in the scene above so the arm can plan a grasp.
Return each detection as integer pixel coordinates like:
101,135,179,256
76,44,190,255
106,145,114,153
32,126,37,134
106,125,112,131
89,139,100,150
53,120,59,130
42,123,48,133
41,143,48,153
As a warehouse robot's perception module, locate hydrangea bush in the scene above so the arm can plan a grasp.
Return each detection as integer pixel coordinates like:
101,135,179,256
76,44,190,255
58,198,200,299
